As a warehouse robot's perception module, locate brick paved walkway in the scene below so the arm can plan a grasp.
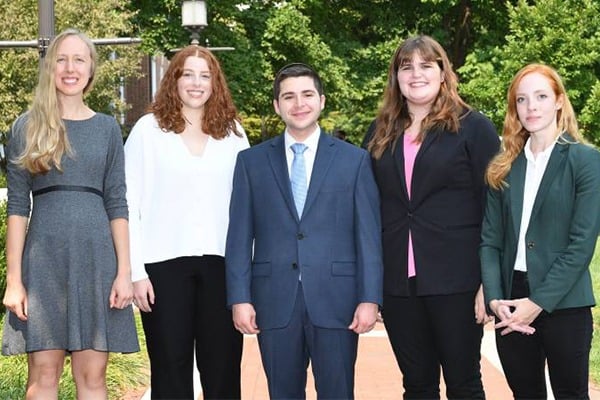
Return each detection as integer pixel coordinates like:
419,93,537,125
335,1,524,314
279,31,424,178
141,322,600,399
238,323,512,400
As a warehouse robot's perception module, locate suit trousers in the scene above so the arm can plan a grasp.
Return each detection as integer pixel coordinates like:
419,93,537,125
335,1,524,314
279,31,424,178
257,282,359,400
141,256,243,399
495,271,592,400
383,278,485,400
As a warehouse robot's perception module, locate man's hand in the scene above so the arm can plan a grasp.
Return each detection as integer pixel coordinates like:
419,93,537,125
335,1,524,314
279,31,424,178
232,303,260,335
348,302,379,334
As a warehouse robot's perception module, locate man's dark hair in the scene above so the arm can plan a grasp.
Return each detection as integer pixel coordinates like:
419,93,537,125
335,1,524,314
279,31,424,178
273,63,323,100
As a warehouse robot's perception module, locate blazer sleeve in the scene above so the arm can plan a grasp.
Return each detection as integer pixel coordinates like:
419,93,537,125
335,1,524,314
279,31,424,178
480,186,506,306
529,147,600,312
225,152,255,307
354,149,384,306
464,112,500,209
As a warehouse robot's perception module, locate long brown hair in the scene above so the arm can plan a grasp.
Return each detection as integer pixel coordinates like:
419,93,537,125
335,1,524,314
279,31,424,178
368,35,469,159
149,45,241,138
486,63,582,189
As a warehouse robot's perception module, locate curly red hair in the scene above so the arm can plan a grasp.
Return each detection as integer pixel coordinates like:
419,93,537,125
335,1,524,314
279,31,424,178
149,45,241,139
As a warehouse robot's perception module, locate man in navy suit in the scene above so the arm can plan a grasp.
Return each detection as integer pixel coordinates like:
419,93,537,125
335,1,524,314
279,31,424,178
225,63,383,399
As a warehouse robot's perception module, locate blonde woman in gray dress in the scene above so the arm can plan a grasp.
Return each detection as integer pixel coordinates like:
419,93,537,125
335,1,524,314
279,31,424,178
2,29,138,399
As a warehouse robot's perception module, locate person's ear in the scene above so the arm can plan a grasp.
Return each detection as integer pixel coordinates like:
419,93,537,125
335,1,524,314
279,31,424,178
556,94,564,110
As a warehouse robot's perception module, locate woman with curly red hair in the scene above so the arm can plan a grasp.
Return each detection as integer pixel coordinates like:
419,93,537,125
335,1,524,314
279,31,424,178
124,45,249,399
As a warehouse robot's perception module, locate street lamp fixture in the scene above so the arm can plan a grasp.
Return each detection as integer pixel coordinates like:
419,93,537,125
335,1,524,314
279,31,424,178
182,0,208,45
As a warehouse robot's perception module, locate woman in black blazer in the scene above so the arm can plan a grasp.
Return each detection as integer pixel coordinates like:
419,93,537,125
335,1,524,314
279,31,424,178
363,35,499,399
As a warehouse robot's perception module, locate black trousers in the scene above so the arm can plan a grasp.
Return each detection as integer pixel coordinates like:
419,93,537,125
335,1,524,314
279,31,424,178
383,279,485,400
141,255,243,400
496,271,592,400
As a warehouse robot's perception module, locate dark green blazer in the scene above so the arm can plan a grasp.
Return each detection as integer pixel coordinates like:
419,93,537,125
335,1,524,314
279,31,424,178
480,137,600,313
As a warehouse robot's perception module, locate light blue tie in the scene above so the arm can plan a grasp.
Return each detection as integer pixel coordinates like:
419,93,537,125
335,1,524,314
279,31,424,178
290,143,308,217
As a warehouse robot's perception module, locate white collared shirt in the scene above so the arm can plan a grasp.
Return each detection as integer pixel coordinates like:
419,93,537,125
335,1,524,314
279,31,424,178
284,126,321,187
513,137,556,272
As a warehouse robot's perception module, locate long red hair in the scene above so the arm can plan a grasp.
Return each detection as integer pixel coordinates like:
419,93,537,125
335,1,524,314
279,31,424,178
149,45,241,138
486,63,581,189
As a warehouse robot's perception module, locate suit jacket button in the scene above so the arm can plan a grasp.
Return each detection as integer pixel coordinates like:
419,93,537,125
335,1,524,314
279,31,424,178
297,233,305,240
527,241,535,249
292,262,298,269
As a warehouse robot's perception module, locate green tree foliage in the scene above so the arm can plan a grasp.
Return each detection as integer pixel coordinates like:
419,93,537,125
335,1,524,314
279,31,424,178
459,0,600,142
0,0,143,135
129,0,517,143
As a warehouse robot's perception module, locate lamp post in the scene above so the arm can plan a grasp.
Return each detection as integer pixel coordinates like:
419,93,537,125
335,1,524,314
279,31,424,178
181,0,207,45
0,0,141,62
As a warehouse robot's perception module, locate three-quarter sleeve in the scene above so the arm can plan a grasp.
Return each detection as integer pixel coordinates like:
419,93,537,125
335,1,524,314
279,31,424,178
6,115,33,218
103,118,128,221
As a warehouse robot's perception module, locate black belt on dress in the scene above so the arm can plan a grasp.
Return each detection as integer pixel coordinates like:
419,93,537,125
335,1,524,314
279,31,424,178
32,185,103,198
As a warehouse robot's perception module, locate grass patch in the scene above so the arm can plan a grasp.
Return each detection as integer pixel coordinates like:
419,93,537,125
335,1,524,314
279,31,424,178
0,311,148,399
590,238,600,385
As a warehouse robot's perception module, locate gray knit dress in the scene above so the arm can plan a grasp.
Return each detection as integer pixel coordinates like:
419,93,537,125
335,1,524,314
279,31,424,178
2,113,139,355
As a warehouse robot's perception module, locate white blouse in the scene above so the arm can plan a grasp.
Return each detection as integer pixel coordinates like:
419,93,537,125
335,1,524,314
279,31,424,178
124,113,250,281
513,138,556,272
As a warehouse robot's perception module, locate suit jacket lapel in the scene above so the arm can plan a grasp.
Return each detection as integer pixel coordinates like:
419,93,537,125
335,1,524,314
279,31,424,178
509,152,526,239
303,133,337,218
393,136,410,202
267,135,299,221
394,130,437,203
529,143,568,221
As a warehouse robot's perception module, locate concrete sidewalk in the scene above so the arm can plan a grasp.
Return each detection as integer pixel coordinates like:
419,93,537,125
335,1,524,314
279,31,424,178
141,323,600,399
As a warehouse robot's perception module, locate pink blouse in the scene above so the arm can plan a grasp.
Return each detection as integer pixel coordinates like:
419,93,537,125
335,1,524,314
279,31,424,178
403,133,421,277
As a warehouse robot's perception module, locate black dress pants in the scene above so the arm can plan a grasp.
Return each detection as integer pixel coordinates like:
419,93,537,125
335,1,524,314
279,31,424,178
141,255,243,399
496,271,592,400
383,278,485,400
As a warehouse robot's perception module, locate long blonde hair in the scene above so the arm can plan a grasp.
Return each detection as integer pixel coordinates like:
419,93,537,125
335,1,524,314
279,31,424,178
486,64,582,189
16,28,97,174
367,35,469,159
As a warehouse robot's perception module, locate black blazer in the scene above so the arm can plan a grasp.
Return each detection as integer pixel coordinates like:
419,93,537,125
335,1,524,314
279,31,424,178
364,110,500,296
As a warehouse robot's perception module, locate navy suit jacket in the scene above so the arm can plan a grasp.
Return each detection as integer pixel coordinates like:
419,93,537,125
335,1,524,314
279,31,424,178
226,132,383,330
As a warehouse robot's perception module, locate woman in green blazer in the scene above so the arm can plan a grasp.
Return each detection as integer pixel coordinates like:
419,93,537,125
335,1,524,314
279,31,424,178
480,63,600,399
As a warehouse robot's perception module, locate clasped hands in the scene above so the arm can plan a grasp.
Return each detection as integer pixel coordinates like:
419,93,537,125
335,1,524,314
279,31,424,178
489,297,543,336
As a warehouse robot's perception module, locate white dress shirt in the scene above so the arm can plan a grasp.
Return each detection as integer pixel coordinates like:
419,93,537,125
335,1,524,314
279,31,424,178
513,138,556,272
124,113,250,281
